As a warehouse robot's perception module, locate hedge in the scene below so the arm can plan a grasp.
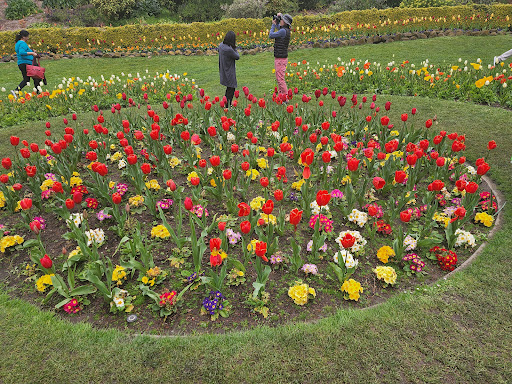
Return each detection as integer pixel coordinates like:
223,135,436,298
1,4,510,56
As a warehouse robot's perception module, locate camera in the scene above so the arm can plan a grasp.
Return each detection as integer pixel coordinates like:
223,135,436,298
273,15,281,22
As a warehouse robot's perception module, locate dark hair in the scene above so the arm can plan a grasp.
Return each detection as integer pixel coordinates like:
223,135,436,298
223,31,236,50
15,30,29,43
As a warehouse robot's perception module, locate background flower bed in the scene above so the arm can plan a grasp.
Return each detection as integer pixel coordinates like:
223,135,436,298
0,81,498,334
0,4,510,56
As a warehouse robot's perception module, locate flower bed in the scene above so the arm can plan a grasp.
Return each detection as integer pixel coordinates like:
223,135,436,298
287,58,512,107
0,4,510,56
0,84,499,334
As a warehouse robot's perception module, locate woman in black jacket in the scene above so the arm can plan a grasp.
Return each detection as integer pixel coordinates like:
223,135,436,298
218,31,239,107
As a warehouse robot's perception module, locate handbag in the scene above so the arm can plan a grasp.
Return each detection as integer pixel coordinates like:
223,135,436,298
26,57,45,80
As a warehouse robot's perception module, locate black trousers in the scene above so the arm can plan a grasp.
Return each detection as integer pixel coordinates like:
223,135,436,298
225,87,235,106
16,64,41,93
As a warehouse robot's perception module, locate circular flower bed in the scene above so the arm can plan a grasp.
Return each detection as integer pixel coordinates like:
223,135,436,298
0,85,499,334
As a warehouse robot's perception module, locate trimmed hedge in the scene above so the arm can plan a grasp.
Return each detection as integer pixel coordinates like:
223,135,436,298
1,4,510,55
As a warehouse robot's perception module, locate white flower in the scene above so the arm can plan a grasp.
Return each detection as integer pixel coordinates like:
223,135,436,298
1,87,5,92
114,297,124,308
118,159,126,169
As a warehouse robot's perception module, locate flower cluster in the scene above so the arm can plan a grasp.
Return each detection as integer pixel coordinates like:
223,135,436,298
347,208,368,227
226,229,242,245
288,281,316,306
156,199,173,210
191,205,209,218
35,274,54,292
403,235,417,252
96,210,112,221
373,266,397,285
377,246,395,264
310,201,330,215
270,253,286,266
159,290,178,310
402,253,426,273
85,228,105,246
474,212,493,227
340,279,363,301
63,298,81,314
333,250,358,269
202,291,225,315
129,195,144,207
431,246,458,271
374,220,392,235
151,224,170,239
301,263,319,275
67,213,84,228
309,214,334,232
0,234,24,253
454,229,476,248
112,265,127,284
335,230,367,254
306,240,327,252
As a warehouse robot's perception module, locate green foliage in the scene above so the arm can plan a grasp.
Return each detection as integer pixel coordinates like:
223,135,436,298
5,0,38,20
298,0,331,10
90,0,136,20
400,0,455,8
134,0,163,17
42,0,86,9
265,0,298,16
47,5,106,27
178,0,229,22
329,0,387,12
222,0,268,19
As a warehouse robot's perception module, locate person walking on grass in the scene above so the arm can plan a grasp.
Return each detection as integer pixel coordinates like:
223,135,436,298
11,30,41,99
269,12,293,103
219,31,239,108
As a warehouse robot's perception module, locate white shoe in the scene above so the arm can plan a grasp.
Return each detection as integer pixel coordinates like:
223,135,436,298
10,90,17,100
493,56,500,66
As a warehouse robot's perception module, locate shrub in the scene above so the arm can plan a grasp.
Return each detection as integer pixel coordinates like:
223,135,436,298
265,0,299,16
179,0,229,22
47,5,105,27
222,0,268,19
134,0,162,17
329,0,387,12
298,0,331,10
5,0,39,20
42,0,86,9
90,0,136,20
158,0,176,11
400,0,455,7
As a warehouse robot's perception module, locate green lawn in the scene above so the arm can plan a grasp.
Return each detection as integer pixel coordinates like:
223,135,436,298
0,35,512,383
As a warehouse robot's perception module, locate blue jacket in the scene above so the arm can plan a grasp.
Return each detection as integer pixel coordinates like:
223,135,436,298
15,40,34,65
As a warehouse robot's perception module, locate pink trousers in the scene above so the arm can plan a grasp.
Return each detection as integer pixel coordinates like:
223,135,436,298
274,58,288,98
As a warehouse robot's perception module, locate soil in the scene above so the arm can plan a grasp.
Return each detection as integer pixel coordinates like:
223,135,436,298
0,0,45,32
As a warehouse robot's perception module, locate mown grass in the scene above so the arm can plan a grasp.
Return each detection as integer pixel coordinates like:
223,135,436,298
0,35,511,383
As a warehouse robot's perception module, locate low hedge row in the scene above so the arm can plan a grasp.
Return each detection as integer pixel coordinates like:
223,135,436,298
0,4,510,56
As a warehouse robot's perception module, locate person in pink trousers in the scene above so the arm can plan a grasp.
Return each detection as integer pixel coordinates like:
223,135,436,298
269,13,293,102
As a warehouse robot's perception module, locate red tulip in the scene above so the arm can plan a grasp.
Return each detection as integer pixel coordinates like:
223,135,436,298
218,222,226,231
1,158,12,170
262,200,274,215
72,192,83,204
289,208,303,231
184,197,193,211
10,136,19,146
465,182,478,194
190,177,200,186
394,170,407,184
368,205,378,217
209,156,220,167
255,241,268,262
25,165,36,178
400,210,411,222
20,198,32,210
40,254,53,269
455,180,467,191
29,220,41,234
210,253,222,267
454,207,466,219
274,189,283,201
380,116,390,126
436,157,446,167
372,177,385,190
425,119,433,128
322,151,331,163
223,169,232,180
141,163,151,174
341,233,356,249
401,113,408,122
477,162,490,175
347,158,360,172
238,202,250,217
210,238,222,252
52,182,64,193
487,140,497,150
0,174,8,184
316,190,331,207
260,177,269,188
112,192,122,205
406,154,417,166
65,199,75,210
241,162,250,171
240,220,251,234
166,179,177,191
